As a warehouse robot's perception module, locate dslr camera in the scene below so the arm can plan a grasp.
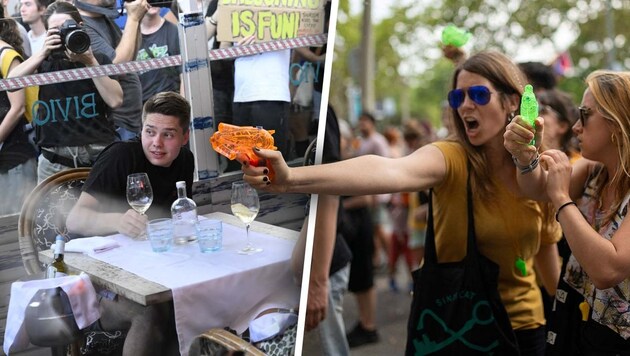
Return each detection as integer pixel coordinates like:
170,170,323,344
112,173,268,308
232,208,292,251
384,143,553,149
51,19,91,59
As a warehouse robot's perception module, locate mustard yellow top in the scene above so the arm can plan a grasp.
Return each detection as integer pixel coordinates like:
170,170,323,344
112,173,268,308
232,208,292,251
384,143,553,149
407,190,428,231
431,141,561,330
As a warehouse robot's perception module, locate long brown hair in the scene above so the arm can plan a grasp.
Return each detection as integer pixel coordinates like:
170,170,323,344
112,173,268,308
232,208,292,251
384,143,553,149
0,5,26,58
448,50,526,200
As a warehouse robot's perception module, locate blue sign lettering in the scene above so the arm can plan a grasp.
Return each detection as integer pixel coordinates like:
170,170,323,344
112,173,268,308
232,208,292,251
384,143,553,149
32,93,100,126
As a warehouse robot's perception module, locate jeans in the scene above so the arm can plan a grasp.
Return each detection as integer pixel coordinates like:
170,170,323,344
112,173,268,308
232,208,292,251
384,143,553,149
0,158,37,216
317,264,350,356
116,126,139,141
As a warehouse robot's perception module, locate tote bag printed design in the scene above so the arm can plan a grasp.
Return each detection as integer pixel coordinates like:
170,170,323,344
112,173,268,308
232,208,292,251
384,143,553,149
405,168,518,355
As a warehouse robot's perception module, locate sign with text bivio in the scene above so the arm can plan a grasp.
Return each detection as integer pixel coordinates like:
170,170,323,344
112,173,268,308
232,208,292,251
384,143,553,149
216,0,325,42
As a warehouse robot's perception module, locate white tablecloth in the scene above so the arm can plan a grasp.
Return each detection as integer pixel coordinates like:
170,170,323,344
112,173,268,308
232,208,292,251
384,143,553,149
88,221,300,356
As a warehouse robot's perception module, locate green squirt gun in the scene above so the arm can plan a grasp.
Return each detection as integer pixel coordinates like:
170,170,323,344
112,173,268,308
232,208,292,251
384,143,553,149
441,25,472,47
520,84,538,146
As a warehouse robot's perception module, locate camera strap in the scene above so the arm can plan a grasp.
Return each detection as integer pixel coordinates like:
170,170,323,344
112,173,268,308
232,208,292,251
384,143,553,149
74,0,120,19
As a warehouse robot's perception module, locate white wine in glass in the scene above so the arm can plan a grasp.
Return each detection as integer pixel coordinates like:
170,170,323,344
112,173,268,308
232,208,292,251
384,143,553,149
126,173,153,239
231,181,261,254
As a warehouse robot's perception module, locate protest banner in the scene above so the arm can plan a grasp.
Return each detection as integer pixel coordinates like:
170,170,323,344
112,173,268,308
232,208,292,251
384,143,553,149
216,0,325,42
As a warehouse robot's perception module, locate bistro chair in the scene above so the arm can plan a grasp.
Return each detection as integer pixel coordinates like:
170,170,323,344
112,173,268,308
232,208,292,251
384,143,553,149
17,167,126,355
18,168,92,274
188,328,266,356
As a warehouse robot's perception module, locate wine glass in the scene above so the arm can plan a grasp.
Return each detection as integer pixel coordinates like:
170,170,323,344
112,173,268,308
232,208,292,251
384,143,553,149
231,181,261,255
126,173,153,239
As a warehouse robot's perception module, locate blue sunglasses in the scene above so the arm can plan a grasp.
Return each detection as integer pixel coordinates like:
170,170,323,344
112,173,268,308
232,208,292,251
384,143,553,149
448,86,495,109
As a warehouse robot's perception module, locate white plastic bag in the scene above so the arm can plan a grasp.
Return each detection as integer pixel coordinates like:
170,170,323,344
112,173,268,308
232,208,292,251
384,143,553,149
292,64,315,107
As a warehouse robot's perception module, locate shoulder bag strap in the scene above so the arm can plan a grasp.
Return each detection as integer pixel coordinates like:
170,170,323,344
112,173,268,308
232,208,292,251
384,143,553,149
424,160,474,265
464,161,478,259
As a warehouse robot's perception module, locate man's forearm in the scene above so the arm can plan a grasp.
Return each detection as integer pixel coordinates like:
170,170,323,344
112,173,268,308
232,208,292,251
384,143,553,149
67,209,123,236
114,19,141,63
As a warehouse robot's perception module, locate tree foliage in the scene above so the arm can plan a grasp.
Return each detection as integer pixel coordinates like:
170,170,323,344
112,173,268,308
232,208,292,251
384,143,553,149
330,0,630,128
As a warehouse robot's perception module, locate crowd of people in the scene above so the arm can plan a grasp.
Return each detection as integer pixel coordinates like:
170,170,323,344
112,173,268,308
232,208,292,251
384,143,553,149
0,0,328,216
242,46,630,355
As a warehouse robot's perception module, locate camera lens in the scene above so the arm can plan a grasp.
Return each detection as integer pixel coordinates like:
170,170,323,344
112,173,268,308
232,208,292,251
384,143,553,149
65,30,91,54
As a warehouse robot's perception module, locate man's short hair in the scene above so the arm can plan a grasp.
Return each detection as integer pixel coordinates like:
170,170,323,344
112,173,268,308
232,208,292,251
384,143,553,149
142,92,191,133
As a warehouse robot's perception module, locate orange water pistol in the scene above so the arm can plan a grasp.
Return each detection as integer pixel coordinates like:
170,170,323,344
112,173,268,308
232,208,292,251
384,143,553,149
210,123,277,179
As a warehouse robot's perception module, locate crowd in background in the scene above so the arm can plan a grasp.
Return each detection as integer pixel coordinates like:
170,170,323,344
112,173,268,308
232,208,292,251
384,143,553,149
0,0,329,216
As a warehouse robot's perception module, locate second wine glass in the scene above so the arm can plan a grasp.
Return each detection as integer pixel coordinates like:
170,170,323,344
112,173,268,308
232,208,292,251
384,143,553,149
127,173,153,239
230,181,261,255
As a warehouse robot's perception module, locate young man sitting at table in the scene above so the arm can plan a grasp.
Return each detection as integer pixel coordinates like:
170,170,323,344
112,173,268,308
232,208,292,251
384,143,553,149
66,91,194,355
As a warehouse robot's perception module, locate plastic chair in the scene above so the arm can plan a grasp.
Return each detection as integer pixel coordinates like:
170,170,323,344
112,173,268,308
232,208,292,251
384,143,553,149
17,168,126,355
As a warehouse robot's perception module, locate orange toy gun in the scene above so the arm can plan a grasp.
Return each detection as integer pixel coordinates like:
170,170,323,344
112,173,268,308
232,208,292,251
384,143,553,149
210,123,277,179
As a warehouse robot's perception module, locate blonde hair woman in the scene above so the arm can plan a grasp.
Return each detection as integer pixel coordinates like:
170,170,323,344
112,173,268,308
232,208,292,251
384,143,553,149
505,70,630,353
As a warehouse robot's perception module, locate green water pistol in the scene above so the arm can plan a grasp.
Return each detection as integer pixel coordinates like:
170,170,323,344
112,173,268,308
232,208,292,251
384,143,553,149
441,25,471,47
520,84,538,145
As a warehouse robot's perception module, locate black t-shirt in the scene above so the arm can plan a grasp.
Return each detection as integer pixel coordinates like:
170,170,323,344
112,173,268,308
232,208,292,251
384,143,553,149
34,53,117,147
305,106,352,276
83,140,195,219
137,21,181,103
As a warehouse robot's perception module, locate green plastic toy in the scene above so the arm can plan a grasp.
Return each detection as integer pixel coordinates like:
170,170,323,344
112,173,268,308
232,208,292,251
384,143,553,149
520,84,538,145
515,257,528,277
441,25,471,47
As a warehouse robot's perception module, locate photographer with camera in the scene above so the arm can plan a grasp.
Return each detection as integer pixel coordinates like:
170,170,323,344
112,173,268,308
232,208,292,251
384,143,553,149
9,1,123,182
74,0,148,140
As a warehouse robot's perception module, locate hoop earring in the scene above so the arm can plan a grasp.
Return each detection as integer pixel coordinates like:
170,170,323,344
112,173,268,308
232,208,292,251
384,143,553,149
611,132,616,144
507,111,516,124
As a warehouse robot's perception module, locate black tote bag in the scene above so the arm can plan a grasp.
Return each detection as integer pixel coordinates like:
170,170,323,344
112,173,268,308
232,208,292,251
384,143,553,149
405,171,519,355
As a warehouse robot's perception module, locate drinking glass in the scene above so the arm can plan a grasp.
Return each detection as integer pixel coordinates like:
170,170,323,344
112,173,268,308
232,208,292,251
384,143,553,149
230,181,261,254
126,173,153,239
147,218,173,252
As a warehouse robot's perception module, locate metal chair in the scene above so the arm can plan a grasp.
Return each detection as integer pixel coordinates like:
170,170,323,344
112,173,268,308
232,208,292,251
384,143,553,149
17,168,126,355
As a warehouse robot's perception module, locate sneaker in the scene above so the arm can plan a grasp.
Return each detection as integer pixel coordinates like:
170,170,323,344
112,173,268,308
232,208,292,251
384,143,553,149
346,323,379,348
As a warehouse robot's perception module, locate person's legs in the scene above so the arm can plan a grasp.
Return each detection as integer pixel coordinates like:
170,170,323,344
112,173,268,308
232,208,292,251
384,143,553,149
355,287,377,330
98,297,172,356
289,106,311,159
0,158,37,215
317,265,350,356
37,153,66,183
346,285,379,348
388,231,401,292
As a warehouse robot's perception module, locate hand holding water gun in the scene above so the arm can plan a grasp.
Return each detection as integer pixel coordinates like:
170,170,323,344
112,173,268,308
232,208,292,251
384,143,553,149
520,84,539,146
210,123,277,179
